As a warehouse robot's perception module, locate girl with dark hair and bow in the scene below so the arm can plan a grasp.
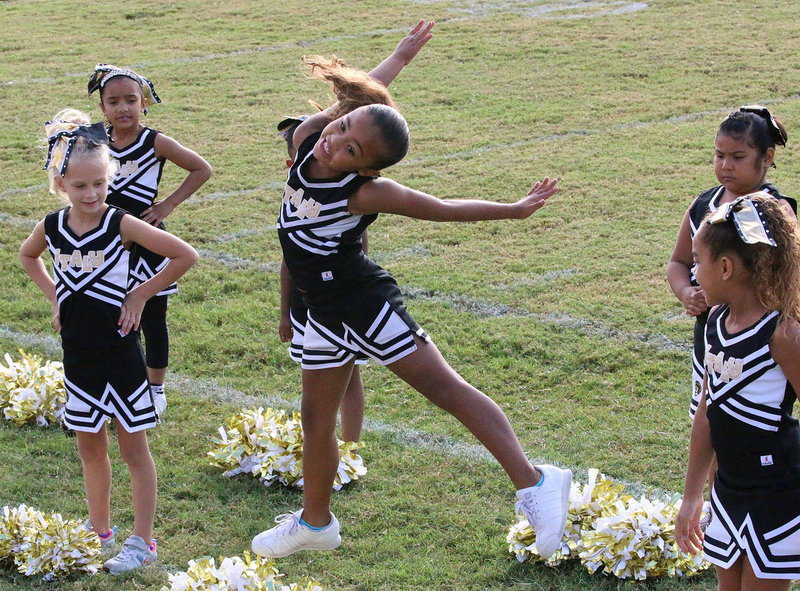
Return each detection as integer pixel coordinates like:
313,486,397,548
668,106,796,421
19,109,197,574
666,106,796,524
676,194,800,590
87,65,212,418
251,27,569,561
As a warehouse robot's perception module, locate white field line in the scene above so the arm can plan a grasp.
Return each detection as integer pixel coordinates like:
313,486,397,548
0,324,671,497
0,213,36,229
0,184,47,200
414,0,648,20
195,248,281,272
400,286,689,351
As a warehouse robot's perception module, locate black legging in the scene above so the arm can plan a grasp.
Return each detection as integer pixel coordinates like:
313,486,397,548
140,295,169,369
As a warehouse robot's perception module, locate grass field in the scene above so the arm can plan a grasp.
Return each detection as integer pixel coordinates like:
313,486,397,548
3,0,800,589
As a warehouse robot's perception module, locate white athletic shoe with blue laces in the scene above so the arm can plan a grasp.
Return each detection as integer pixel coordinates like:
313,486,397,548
252,510,341,558
515,464,572,559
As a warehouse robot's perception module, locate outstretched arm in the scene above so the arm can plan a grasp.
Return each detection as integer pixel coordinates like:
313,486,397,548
349,177,559,222
290,20,434,153
368,19,434,87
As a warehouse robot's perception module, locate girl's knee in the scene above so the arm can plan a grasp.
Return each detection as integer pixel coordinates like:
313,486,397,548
76,431,109,462
119,446,154,469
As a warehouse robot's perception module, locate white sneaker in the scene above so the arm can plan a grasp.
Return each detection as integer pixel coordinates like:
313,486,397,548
515,465,572,559
103,535,156,574
151,385,167,418
252,510,341,558
84,519,118,555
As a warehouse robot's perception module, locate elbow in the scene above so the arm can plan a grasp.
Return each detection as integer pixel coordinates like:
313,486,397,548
188,246,200,267
201,161,213,183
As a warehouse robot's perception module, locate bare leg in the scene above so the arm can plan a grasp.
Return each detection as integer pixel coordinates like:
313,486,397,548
116,422,156,542
741,558,791,591
147,367,166,386
716,559,744,591
76,427,112,534
340,366,365,442
387,336,539,490
301,361,354,526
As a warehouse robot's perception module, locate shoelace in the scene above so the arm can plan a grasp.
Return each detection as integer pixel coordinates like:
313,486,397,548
112,542,145,565
272,513,300,538
516,496,542,524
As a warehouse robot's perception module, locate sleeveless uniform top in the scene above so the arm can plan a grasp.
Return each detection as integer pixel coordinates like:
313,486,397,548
44,205,135,349
107,126,176,295
107,126,165,217
704,305,800,491
277,131,383,293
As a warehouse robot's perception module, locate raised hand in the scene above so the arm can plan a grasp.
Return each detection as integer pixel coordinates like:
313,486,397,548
392,19,435,65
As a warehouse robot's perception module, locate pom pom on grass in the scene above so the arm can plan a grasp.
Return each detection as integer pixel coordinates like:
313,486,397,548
507,469,710,580
0,350,66,427
208,407,366,490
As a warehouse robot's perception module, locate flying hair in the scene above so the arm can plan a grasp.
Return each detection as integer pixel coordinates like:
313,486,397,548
702,193,800,323
302,55,396,119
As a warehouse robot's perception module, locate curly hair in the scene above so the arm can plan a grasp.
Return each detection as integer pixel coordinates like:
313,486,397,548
302,55,396,119
702,193,800,323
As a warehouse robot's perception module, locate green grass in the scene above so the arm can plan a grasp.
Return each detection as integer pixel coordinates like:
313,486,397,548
3,0,800,589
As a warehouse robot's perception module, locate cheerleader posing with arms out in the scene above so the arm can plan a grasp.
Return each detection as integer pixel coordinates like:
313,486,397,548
87,65,211,417
676,194,800,590
278,19,435,444
251,67,570,560
19,110,197,574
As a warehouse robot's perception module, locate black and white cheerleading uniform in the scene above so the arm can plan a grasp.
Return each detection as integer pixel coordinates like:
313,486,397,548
107,126,176,296
277,131,428,369
44,205,157,433
702,305,800,579
108,126,173,370
686,183,795,417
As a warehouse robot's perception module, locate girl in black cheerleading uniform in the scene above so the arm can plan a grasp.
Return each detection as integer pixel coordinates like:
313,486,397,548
277,20,435,444
668,106,795,419
676,194,800,587
252,61,571,562
19,110,197,574
87,64,212,416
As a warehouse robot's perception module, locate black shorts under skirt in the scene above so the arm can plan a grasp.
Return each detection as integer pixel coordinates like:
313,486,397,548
704,476,800,579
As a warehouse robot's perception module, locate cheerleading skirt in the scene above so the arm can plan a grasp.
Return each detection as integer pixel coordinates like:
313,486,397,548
297,274,429,370
62,338,157,433
704,477,800,579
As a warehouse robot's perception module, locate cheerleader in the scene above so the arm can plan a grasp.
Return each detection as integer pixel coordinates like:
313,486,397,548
88,64,211,416
19,109,197,574
676,194,800,589
252,58,570,560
